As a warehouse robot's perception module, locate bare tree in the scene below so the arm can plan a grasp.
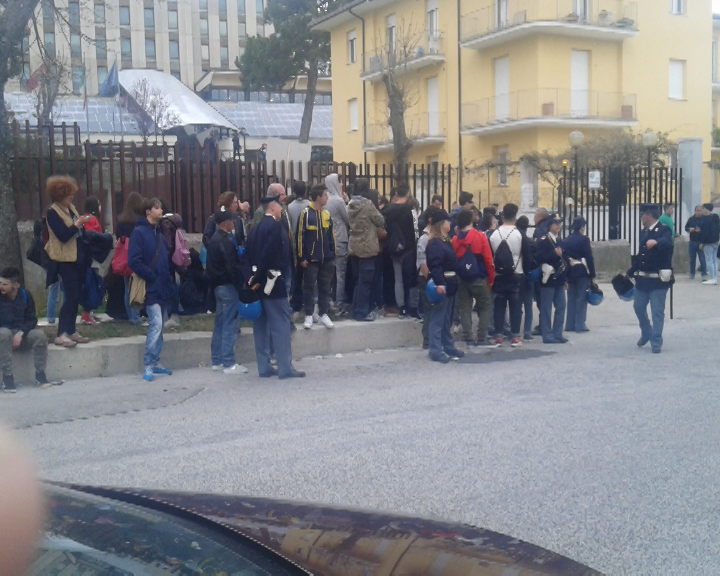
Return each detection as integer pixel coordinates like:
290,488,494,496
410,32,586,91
127,78,181,141
31,55,67,125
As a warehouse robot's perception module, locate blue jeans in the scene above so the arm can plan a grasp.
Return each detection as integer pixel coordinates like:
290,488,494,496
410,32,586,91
253,296,295,377
704,244,718,281
47,280,63,322
540,284,567,342
633,286,668,349
689,240,706,276
520,278,534,335
566,276,589,331
211,285,239,367
428,295,455,359
123,276,141,324
353,256,377,320
144,304,167,368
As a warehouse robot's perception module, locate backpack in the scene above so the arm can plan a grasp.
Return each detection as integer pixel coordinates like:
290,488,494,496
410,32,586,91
456,247,480,282
111,237,133,276
80,267,106,310
493,227,519,277
172,227,191,268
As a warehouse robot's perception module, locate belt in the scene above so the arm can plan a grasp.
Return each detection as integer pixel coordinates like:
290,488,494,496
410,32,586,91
635,271,659,278
444,271,457,278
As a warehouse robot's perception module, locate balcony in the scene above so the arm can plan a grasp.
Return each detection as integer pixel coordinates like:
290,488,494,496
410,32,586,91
364,112,447,152
461,89,636,136
361,32,445,82
460,0,638,51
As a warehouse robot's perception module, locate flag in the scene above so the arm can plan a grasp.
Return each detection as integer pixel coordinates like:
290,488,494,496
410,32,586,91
24,62,47,92
99,61,118,97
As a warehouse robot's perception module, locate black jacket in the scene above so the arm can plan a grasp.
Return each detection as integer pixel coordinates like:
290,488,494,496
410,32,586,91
116,220,136,239
202,212,246,248
383,202,416,255
206,229,243,291
0,289,38,335
685,215,703,242
700,213,720,244
535,233,568,287
242,215,290,299
426,237,459,296
628,221,674,291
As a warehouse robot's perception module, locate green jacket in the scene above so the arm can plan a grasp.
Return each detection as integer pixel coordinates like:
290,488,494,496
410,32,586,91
658,213,676,243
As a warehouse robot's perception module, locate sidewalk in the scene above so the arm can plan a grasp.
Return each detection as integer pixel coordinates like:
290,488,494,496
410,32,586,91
10,275,714,385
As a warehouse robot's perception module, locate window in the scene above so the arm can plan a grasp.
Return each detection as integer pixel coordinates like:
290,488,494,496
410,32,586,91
199,0,207,9
171,71,181,80
71,33,81,57
256,0,263,15
119,6,130,25
238,0,245,13
97,66,108,85
121,37,132,58
238,22,246,35
42,2,54,24
669,59,685,99
347,30,356,63
201,44,209,60
169,40,179,60
96,36,106,60
220,46,228,65
257,24,264,36
44,32,55,56
495,0,508,28
386,14,396,50
200,18,208,34
219,20,228,38
496,146,509,186
349,98,358,131
21,63,31,82
168,10,178,29
574,0,589,20
69,1,80,26
145,39,155,59
94,5,105,25
670,0,684,14
144,8,154,27
427,0,438,36
219,0,227,12
72,66,84,92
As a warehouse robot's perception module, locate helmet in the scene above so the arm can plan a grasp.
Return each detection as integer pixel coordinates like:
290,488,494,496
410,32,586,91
586,289,604,306
527,268,542,282
617,288,634,302
425,278,446,304
612,273,635,302
238,300,262,320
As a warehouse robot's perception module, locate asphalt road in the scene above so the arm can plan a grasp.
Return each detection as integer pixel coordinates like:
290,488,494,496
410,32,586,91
2,277,720,575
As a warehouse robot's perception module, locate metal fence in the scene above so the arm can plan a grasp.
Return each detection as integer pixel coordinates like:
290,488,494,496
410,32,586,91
557,165,683,254
9,121,456,233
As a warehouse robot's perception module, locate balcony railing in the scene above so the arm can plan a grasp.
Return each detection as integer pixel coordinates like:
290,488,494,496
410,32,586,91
365,112,447,150
461,89,636,133
461,0,638,45
362,32,445,81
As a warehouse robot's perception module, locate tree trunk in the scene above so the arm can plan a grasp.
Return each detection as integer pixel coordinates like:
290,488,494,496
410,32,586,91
0,85,25,284
383,75,412,180
298,58,319,144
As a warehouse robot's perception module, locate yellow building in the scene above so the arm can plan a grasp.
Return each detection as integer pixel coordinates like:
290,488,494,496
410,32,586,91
313,0,713,208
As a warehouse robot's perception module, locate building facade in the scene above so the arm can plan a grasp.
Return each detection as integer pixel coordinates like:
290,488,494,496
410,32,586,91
315,0,713,206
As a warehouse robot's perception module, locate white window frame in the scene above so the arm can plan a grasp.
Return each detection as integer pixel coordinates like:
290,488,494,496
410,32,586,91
496,146,509,186
670,0,684,15
669,59,685,100
349,98,358,131
347,30,356,63
427,0,438,36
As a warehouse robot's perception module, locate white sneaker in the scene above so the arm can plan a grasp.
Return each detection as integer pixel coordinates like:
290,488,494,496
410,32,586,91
223,364,249,374
303,315,313,329
319,314,334,328
702,279,718,285
211,365,223,371
164,316,180,328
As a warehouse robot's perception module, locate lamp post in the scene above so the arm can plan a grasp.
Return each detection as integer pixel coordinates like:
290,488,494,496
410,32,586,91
642,130,658,202
568,130,584,222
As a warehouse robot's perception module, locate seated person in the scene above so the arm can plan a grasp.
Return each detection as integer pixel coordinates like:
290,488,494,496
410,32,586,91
0,267,60,393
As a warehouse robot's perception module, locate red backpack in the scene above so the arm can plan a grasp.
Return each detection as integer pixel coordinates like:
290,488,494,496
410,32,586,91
111,237,133,276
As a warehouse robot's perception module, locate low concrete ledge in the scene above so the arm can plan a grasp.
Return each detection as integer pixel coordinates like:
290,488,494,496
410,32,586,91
10,317,422,385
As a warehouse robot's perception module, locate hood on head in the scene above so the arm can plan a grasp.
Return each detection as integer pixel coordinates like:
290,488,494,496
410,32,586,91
325,173,341,196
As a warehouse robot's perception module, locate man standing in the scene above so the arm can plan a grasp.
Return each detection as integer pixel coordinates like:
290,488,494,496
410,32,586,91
206,207,247,375
658,203,676,242
244,195,305,379
287,181,309,318
129,198,175,382
0,268,58,392
699,203,719,286
297,183,336,329
685,205,707,279
535,214,568,344
628,203,674,353
383,183,417,317
325,174,350,313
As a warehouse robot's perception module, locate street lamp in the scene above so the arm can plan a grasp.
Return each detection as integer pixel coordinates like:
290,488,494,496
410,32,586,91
642,130,657,201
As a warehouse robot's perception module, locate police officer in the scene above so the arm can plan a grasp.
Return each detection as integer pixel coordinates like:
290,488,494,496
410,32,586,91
628,203,674,354
244,195,305,379
562,216,596,333
535,214,568,344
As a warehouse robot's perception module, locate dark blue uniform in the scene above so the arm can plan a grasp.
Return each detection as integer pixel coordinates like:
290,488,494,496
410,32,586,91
562,231,596,332
627,221,673,352
244,214,299,378
684,214,706,277
535,233,568,343
425,237,462,362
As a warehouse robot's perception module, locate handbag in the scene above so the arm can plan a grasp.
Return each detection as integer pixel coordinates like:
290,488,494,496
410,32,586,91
128,240,161,310
111,237,133,276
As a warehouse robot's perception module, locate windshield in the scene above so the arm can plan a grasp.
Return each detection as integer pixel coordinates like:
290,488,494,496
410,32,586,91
32,485,305,575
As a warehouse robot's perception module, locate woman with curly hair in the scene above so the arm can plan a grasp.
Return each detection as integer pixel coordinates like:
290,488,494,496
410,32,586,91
44,176,92,347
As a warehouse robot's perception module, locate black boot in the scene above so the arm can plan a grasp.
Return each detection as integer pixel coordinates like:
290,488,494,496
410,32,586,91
3,373,16,393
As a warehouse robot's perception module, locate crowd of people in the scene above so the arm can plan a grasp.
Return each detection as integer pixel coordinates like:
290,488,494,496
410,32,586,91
2,172,699,390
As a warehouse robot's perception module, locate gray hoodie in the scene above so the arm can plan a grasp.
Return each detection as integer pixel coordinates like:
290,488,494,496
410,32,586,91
325,173,350,245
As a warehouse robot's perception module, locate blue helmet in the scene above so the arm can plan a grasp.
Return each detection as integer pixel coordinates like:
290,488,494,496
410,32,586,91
238,299,262,320
586,289,604,306
612,274,635,302
425,278,446,304
617,288,634,302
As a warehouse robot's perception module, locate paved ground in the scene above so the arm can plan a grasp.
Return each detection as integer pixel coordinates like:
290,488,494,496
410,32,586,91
2,276,719,575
